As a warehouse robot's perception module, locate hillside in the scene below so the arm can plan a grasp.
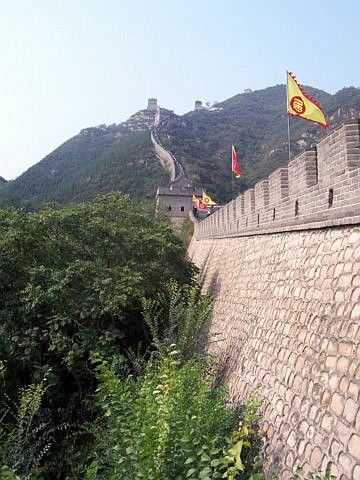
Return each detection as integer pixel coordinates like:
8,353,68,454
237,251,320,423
158,85,360,202
0,130,168,210
0,107,175,210
0,85,359,208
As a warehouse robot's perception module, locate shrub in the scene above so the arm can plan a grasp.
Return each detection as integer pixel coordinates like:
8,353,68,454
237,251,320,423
86,350,263,480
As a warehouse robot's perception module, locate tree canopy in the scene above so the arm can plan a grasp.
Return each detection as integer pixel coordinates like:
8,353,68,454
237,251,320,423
0,193,195,450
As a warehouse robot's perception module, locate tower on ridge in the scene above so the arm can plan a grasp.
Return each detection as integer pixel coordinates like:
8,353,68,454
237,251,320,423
147,98,158,111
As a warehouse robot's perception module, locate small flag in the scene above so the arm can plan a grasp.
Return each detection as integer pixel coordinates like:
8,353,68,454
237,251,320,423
202,191,217,206
231,145,241,178
197,200,208,211
287,71,328,128
192,195,208,211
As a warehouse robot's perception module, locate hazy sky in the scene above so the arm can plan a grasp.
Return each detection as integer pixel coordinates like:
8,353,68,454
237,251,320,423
1,0,359,179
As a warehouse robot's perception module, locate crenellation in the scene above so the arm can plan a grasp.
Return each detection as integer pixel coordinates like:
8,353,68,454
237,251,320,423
226,202,231,224
269,168,289,206
255,179,270,210
244,188,255,214
235,193,245,216
196,119,360,239
289,149,318,197
231,199,237,222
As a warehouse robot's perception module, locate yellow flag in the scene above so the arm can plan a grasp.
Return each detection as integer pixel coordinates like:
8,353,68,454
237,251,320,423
287,72,328,128
202,191,217,206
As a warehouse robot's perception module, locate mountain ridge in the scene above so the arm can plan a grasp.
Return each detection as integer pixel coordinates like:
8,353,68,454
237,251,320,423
0,84,359,209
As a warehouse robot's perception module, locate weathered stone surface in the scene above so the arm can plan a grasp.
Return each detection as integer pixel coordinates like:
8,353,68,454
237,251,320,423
338,452,354,477
189,224,360,479
348,433,360,460
353,464,360,480
344,398,358,424
330,393,344,416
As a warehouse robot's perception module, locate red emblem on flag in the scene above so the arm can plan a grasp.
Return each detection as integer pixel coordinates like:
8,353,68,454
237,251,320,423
290,96,306,114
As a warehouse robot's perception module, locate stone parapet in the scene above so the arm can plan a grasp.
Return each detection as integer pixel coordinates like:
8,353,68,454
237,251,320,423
196,119,360,240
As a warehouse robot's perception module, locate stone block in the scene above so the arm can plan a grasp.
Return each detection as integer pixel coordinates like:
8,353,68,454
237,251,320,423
348,434,360,460
354,464,360,480
310,446,322,469
321,412,333,433
338,452,354,478
344,398,358,424
244,188,255,214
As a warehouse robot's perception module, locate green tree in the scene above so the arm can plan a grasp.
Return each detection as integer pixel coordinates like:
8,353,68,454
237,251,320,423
0,192,195,477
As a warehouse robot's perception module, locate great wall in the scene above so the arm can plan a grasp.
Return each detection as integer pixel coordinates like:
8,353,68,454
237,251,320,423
150,100,360,478
187,119,360,479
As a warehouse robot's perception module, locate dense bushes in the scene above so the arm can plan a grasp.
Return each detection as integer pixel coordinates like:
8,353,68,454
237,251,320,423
0,193,195,477
85,282,263,479
87,351,263,480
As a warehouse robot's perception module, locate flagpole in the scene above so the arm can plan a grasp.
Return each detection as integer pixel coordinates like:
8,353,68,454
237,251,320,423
286,72,291,161
287,115,291,161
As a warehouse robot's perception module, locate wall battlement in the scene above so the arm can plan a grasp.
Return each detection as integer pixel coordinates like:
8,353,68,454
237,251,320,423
189,119,360,478
197,119,360,239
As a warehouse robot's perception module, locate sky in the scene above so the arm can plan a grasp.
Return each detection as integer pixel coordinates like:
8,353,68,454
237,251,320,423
0,0,359,179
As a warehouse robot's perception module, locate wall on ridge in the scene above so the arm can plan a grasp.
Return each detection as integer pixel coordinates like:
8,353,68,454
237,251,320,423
188,120,360,479
151,130,176,180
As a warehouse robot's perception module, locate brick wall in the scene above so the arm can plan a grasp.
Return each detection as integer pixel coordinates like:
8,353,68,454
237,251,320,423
188,120,360,479
197,119,360,239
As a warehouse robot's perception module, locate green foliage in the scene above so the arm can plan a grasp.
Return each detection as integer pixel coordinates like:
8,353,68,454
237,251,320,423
143,280,212,361
87,349,263,480
289,466,336,480
0,131,168,210
0,377,48,479
0,193,195,477
0,360,5,377
1,86,359,208
178,217,194,249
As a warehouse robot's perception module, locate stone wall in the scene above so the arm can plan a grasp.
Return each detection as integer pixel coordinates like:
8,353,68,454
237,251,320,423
188,227,360,479
151,129,176,180
197,119,360,239
188,120,360,479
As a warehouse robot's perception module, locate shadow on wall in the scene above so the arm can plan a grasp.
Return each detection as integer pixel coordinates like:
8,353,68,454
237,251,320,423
196,266,222,354
199,267,247,389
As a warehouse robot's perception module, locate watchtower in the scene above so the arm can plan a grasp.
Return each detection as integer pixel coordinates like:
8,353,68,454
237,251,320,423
147,98,158,111
156,177,202,228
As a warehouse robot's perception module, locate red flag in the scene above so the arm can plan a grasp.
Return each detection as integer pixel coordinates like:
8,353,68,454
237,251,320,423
231,145,241,178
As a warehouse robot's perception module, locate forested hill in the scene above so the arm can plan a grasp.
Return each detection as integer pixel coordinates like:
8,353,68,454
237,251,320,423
0,108,174,210
0,85,359,209
158,85,360,202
